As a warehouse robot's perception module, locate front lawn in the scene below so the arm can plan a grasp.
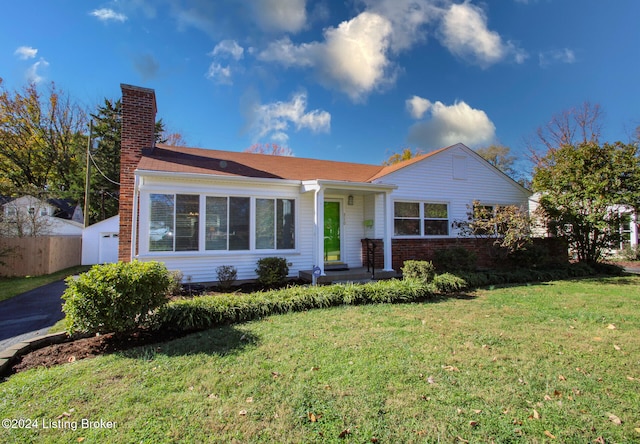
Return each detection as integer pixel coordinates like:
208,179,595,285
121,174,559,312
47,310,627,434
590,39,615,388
1,276,639,442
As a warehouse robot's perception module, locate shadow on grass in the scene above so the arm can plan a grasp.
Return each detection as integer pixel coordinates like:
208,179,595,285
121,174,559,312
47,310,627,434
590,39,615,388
119,325,260,360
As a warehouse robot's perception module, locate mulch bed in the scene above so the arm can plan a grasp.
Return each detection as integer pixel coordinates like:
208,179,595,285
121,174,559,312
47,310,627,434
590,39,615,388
11,329,185,375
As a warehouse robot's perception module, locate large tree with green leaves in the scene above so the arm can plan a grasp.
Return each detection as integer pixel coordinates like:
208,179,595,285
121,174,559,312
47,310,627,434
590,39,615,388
532,141,640,263
475,144,517,178
0,79,87,200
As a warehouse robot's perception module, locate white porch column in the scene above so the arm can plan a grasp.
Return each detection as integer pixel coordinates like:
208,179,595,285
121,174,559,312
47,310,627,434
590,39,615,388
314,186,326,275
383,190,394,271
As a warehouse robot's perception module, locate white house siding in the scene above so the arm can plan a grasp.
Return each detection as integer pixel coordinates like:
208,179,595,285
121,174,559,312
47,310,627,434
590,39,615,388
374,144,530,238
136,174,314,283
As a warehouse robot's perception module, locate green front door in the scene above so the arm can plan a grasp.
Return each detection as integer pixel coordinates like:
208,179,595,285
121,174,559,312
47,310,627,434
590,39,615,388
324,201,341,262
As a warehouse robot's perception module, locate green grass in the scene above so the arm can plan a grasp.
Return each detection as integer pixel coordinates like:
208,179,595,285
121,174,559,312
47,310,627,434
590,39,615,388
0,265,90,303
1,276,640,443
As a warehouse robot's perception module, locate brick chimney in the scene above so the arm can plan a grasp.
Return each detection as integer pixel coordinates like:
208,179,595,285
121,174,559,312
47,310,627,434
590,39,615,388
119,84,157,262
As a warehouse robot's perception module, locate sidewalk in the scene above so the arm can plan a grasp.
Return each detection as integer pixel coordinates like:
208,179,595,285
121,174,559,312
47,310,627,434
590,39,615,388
0,280,67,352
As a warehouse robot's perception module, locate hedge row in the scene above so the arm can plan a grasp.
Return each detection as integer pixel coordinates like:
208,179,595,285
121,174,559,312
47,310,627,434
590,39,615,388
152,262,623,333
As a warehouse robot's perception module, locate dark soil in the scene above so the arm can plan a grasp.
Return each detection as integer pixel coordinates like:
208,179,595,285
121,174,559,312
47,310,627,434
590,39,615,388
11,329,186,375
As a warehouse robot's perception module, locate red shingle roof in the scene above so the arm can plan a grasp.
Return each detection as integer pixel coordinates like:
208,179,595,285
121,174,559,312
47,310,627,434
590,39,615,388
138,144,449,183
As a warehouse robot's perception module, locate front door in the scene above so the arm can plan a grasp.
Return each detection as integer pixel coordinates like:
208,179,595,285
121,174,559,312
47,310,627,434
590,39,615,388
324,201,341,262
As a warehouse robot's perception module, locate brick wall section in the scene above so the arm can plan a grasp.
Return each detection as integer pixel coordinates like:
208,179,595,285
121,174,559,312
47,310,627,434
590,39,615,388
362,237,568,272
119,84,157,262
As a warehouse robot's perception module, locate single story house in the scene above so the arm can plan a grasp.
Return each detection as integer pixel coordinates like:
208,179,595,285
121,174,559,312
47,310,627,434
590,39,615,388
118,84,532,282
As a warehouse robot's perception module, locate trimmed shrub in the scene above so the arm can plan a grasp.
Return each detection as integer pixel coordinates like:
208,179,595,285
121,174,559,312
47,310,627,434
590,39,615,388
216,265,238,291
62,261,172,335
432,273,468,293
434,247,477,272
256,257,289,288
402,260,436,282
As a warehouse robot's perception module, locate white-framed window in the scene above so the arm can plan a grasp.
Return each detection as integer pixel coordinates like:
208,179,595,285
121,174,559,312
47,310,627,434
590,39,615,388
148,193,296,253
394,201,449,236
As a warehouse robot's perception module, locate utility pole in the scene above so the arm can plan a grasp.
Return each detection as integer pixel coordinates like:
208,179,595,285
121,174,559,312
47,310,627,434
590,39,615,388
83,120,93,227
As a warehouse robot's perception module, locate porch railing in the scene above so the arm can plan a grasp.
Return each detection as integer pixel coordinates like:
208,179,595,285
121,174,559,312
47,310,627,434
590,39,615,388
364,238,376,279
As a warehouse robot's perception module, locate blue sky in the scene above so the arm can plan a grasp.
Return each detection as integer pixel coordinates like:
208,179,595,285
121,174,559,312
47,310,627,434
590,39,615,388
1,1,639,174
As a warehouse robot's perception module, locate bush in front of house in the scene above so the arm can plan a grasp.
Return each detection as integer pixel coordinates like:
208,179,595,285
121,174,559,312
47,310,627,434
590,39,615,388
255,257,289,288
216,265,238,291
433,247,478,272
62,260,172,335
153,278,438,332
401,260,436,282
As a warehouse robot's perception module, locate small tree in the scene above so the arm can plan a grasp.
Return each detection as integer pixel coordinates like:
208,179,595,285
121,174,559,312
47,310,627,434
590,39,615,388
454,201,533,265
382,147,423,165
532,141,640,263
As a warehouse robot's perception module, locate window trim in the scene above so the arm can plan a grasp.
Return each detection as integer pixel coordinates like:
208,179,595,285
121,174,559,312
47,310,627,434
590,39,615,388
142,191,298,255
393,200,450,238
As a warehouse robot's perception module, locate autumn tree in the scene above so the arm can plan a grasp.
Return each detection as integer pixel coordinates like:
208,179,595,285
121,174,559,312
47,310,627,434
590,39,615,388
532,141,640,263
0,79,87,200
382,148,423,165
475,144,517,178
244,143,293,156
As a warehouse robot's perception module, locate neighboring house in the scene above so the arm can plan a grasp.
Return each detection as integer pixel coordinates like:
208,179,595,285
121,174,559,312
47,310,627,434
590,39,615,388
0,195,83,237
82,215,120,265
117,84,531,282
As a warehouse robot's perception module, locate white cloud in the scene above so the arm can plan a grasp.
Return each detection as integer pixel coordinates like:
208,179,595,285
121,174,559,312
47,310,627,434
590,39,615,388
26,59,50,84
14,46,37,60
206,63,233,85
259,11,394,101
211,40,244,60
360,0,441,52
249,92,331,142
90,8,127,22
406,95,432,119
407,98,496,149
251,0,307,33
539,48,576,67
438,1,526,67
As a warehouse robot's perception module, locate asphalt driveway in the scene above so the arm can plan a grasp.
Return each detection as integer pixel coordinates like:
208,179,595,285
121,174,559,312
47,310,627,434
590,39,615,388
0,280,67,352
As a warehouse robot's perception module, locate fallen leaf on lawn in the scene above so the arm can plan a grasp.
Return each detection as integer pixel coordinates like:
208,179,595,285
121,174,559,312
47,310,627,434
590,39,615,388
634,427,640,433
626,376,636,381
593,337,602,341
558,375,566,381
614,344,621,351
246,397,253,403
608,413,622,425
77,438,85,443
532,409,540,420
469,421,479,427
593,437,605,444
427,376,435,384
188,386,194,391
457,408,463,414
68,356,76,363
544,430,556,439
239,410,247,416
308,412,317,422
371,438,379,443
208,394,218,399
473,409,482,414
57,412,72,419
554,390,562,397
271,372,281,378
338,428,351,438
311,366,320,371
544,395,552,401
443,365,460,372
456,437,469,443
607,324,616,330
